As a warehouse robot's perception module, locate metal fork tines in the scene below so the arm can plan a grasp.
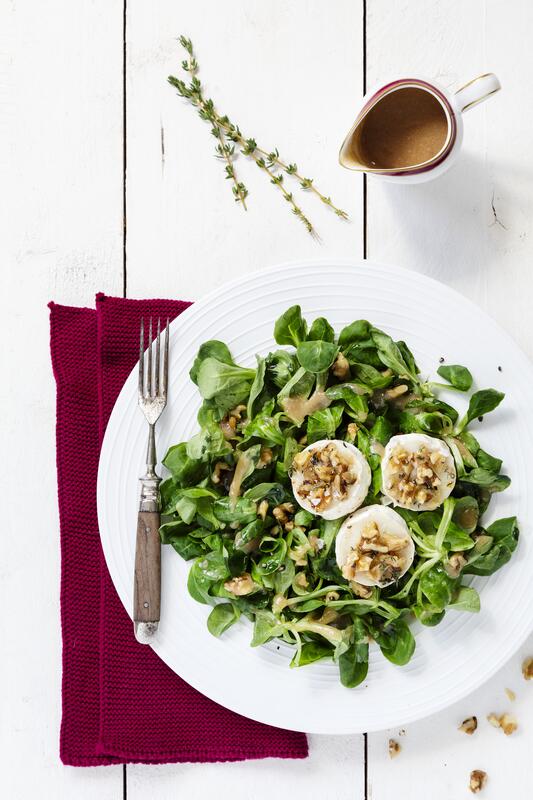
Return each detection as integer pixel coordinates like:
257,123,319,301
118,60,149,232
134,316,170,643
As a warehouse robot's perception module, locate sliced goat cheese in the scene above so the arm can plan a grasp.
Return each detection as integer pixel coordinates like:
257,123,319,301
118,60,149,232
381,433,456,511
335,504,415,587
290,439,371,520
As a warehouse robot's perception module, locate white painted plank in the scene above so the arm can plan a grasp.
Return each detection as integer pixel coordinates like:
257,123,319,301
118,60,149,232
0,1,123,797
366,1,533,796
125,0,364,301
128,734,364,800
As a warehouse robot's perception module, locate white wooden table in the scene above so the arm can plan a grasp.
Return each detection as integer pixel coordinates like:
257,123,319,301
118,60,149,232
3,1,533,797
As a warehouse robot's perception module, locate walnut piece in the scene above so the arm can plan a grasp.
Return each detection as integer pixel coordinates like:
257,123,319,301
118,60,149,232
487,712,518,735
522,656,533,680
223,573,256,596
505,688,516,702
469,770,487,794
459,716,478,735
388,739,401,758
332,351,350,379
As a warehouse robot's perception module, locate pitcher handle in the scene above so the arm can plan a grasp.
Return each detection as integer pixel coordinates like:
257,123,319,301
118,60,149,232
455,73,501,113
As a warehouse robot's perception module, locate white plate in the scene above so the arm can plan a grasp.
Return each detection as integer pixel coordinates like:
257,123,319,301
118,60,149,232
97,260,533,734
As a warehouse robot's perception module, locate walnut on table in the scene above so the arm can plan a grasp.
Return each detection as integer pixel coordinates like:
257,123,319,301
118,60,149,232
459,716,478,735
469,770,487,794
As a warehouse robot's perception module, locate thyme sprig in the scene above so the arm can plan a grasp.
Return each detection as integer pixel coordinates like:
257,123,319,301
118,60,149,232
168,35,348,235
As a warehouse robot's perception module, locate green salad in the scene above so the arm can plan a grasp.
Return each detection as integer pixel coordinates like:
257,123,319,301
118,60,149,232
159,306,518,687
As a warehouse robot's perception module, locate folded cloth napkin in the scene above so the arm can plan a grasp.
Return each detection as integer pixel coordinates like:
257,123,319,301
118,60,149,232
49,293,308,766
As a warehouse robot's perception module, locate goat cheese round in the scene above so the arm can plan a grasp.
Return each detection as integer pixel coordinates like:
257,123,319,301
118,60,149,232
335,504,415,587
290,439,371,520
381,432,456,511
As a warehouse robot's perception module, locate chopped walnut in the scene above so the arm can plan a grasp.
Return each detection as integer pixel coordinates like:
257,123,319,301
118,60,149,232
388,739,401,758
258,446,273,466
500,713,518,735
469,770,487,794
487,712,518,735
459,716,478,735
343,521,410,585
293,443,358,513
258,499,269,520
505,688,516,702
346,422,359,442
349,580,373,599
229,404,247,420
273,502,295,530
224,573,256,596
294,572,309,589
211,461,232,484
445,552,467,578
385,444,454,508
384,384,409,400
522,657,533,680
332,351,350,379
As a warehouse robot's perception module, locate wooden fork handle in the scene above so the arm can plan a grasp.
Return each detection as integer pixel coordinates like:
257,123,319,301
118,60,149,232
133,510,161,640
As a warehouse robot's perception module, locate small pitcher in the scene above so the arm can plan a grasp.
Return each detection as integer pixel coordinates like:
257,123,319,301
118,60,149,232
339,73,501,184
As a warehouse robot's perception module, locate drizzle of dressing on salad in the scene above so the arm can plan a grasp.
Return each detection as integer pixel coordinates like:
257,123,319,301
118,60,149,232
228,449,253,507
282,390,331,425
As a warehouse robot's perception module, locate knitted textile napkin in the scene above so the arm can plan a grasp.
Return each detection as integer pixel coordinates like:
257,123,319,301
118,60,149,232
49,293,308,766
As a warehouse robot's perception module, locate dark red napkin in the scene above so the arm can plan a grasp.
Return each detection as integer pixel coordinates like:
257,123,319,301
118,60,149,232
49,294,308,766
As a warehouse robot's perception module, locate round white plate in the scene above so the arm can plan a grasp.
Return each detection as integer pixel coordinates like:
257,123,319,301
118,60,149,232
97,260,533,734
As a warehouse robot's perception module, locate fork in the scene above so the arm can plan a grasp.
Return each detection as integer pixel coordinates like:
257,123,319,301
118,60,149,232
134,317,169,643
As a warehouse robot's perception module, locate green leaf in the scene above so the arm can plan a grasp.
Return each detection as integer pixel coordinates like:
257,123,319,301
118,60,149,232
162,443,207,487
243,482,287,504
307,405,344,443
464,517,519,576
443,521,476,551
234,519,264,551
350,362,393,389
325,384,368,420
338,618,369,687
186,413,231,460
196,357,255,409
372,618,415,666
274,305,307,347
243,406,285,446
251,610,285,646
419,564,456,611
437,363,473,391
308,317,335,343
247,355,266,420
274,557,296,594
448,586,480,613
370,416,393,446
213,496,257,523
265,350,297,388
461,469,510,493
338,320,371,347
476,449,503,473
296,340,339,373
398,411,453,435
190,340,234,384
458,388,505,431
294,509,315,527
370,328,418,382
452,496,479,534
291,640,333,668
207,603,241,636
